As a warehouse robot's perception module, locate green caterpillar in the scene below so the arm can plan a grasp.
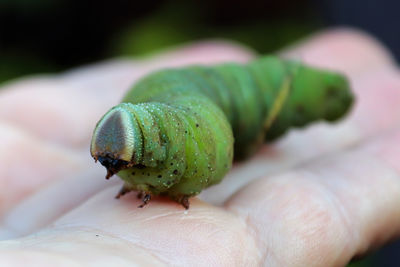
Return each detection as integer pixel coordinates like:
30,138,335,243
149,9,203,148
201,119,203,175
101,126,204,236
90,56,353,209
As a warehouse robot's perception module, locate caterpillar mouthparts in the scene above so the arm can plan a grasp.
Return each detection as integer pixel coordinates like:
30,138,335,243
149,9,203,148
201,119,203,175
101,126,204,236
90,56,354,209
96,156,129,179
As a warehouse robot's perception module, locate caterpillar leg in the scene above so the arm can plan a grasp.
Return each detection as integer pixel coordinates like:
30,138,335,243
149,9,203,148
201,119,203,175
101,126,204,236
138,193,151,208
179,196,190,210
115,184,132,199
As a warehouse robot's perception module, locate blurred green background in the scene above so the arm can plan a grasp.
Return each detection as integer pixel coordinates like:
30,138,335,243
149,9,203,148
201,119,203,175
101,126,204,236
0,0,399,265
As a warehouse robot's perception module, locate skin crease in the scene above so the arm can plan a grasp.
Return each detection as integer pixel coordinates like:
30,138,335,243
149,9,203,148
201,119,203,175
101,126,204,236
0,28,400,266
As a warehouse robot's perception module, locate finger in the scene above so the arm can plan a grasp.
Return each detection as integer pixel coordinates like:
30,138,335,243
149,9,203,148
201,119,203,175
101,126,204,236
0,122,87,217
0,232,163,267
0,187,261,266
282,28,396,76
225,127,400,266
0,168,119,240
0,41,253,147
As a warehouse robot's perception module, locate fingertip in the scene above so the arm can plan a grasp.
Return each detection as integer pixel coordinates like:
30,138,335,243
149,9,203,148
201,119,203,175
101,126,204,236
282,27,396,75
142,39,255,69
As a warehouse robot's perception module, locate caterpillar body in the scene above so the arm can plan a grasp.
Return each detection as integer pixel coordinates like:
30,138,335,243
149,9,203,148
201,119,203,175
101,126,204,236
90,56,353,209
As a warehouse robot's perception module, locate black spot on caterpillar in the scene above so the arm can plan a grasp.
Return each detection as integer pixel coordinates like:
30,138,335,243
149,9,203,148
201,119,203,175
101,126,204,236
90,56,353,209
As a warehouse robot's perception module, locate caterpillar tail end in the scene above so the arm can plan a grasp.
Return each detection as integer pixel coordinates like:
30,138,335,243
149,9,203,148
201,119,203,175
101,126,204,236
320,74,354,122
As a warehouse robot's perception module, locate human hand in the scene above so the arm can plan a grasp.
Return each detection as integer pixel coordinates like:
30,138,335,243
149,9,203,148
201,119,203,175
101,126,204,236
0,29,399,266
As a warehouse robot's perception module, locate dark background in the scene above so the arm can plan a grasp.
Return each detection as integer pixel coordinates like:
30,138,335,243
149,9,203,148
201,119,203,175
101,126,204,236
1,0,399,84
0,0,399,265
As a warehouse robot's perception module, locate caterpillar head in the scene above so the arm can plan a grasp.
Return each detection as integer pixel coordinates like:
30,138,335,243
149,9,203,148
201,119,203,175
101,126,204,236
90,104,139,178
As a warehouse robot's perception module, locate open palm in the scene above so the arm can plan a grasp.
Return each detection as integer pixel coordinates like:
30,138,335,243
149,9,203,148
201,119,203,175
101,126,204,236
0,29,399,266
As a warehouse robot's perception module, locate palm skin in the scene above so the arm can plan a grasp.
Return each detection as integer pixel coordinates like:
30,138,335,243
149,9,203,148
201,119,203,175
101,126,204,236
0,29,400,266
